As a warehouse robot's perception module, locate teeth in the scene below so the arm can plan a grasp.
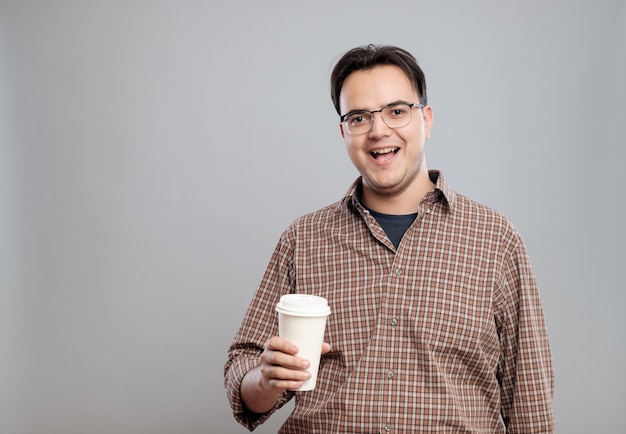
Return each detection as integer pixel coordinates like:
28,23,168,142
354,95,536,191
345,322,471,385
371,147,398,155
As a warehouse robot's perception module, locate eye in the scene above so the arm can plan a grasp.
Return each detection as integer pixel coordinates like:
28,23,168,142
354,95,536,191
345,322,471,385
386,104,409,118
347,113,370,126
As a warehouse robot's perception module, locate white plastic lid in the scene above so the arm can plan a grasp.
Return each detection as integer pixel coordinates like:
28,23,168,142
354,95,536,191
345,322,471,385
275,294,331,317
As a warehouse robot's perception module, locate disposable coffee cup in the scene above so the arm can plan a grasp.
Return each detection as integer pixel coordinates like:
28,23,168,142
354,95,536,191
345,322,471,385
276,294,331,391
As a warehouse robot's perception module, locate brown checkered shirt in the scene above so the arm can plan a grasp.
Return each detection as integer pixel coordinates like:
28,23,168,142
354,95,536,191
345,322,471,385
225,171,554,433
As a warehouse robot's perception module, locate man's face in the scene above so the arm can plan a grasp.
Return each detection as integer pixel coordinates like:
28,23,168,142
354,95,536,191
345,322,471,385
339,65,433,201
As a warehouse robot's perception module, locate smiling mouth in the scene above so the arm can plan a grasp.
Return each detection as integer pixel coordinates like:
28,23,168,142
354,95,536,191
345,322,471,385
370,147,399,159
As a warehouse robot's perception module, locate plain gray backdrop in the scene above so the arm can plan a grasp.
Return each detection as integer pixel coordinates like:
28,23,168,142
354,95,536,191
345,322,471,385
1,1,624,433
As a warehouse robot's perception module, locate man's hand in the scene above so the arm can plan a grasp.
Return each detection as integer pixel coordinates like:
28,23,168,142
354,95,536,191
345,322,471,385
240,336,331,414
259,336,313,391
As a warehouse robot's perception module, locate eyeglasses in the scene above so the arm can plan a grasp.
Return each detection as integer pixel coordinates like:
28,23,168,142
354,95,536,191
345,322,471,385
340,102,425,135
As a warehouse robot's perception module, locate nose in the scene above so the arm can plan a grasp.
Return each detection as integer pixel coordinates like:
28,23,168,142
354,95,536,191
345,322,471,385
368,111,392,137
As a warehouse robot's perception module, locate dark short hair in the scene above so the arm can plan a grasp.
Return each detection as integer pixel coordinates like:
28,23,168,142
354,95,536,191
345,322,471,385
330,44,428,116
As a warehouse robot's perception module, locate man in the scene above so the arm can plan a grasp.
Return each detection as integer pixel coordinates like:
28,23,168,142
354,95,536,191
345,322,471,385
224,44,554,433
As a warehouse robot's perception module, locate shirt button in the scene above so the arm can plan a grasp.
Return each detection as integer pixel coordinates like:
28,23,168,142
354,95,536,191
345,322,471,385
384,424,391,432
387,371,394,379
395,268,401,276
390,318,398,326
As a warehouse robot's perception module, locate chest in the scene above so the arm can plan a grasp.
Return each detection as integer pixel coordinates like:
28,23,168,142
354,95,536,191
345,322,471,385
291,218,503,365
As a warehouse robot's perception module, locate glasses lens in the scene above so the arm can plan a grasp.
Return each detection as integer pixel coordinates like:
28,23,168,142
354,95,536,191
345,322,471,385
381,103,412,129
345,112,372,134
343,103,415,134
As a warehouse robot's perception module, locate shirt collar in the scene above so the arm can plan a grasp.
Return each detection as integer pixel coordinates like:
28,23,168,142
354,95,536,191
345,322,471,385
429,170,457,213
342,170,457,214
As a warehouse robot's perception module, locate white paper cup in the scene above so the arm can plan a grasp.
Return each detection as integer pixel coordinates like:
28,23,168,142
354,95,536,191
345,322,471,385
276,294,331,391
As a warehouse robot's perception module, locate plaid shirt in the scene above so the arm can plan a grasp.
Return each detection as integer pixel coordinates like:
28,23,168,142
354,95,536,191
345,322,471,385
225,171,554,433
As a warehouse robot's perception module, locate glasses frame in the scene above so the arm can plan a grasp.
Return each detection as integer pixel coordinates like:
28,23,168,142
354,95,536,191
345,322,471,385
340,102,425,135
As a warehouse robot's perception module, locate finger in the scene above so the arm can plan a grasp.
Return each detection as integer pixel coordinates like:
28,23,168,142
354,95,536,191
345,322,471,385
321,342,331,354
261,364,311,390
262,347,310,370
266,377,307,392
266,336,299,355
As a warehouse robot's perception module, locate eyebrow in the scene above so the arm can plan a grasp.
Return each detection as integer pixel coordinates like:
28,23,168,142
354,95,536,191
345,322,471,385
342,100,412,116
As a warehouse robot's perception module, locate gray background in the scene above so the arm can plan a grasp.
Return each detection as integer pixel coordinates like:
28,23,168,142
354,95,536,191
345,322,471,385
1,1,624,433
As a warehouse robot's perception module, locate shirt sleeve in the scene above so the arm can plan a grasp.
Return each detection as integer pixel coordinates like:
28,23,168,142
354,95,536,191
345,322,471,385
223,228,297,430
495,230,555,433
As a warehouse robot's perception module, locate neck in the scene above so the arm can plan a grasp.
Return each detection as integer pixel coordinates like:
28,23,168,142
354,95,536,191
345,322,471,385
361,168,435,215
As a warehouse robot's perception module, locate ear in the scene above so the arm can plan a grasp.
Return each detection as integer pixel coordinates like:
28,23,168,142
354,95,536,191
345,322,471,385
422,105,434,139
339,122,346,139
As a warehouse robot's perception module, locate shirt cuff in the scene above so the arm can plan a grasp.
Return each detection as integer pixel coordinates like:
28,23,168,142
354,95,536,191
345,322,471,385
225,355,294,430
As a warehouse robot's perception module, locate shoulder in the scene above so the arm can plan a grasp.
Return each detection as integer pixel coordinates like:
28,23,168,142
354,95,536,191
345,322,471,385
286,200,353,234
450,193,524,248
454,193,510,223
